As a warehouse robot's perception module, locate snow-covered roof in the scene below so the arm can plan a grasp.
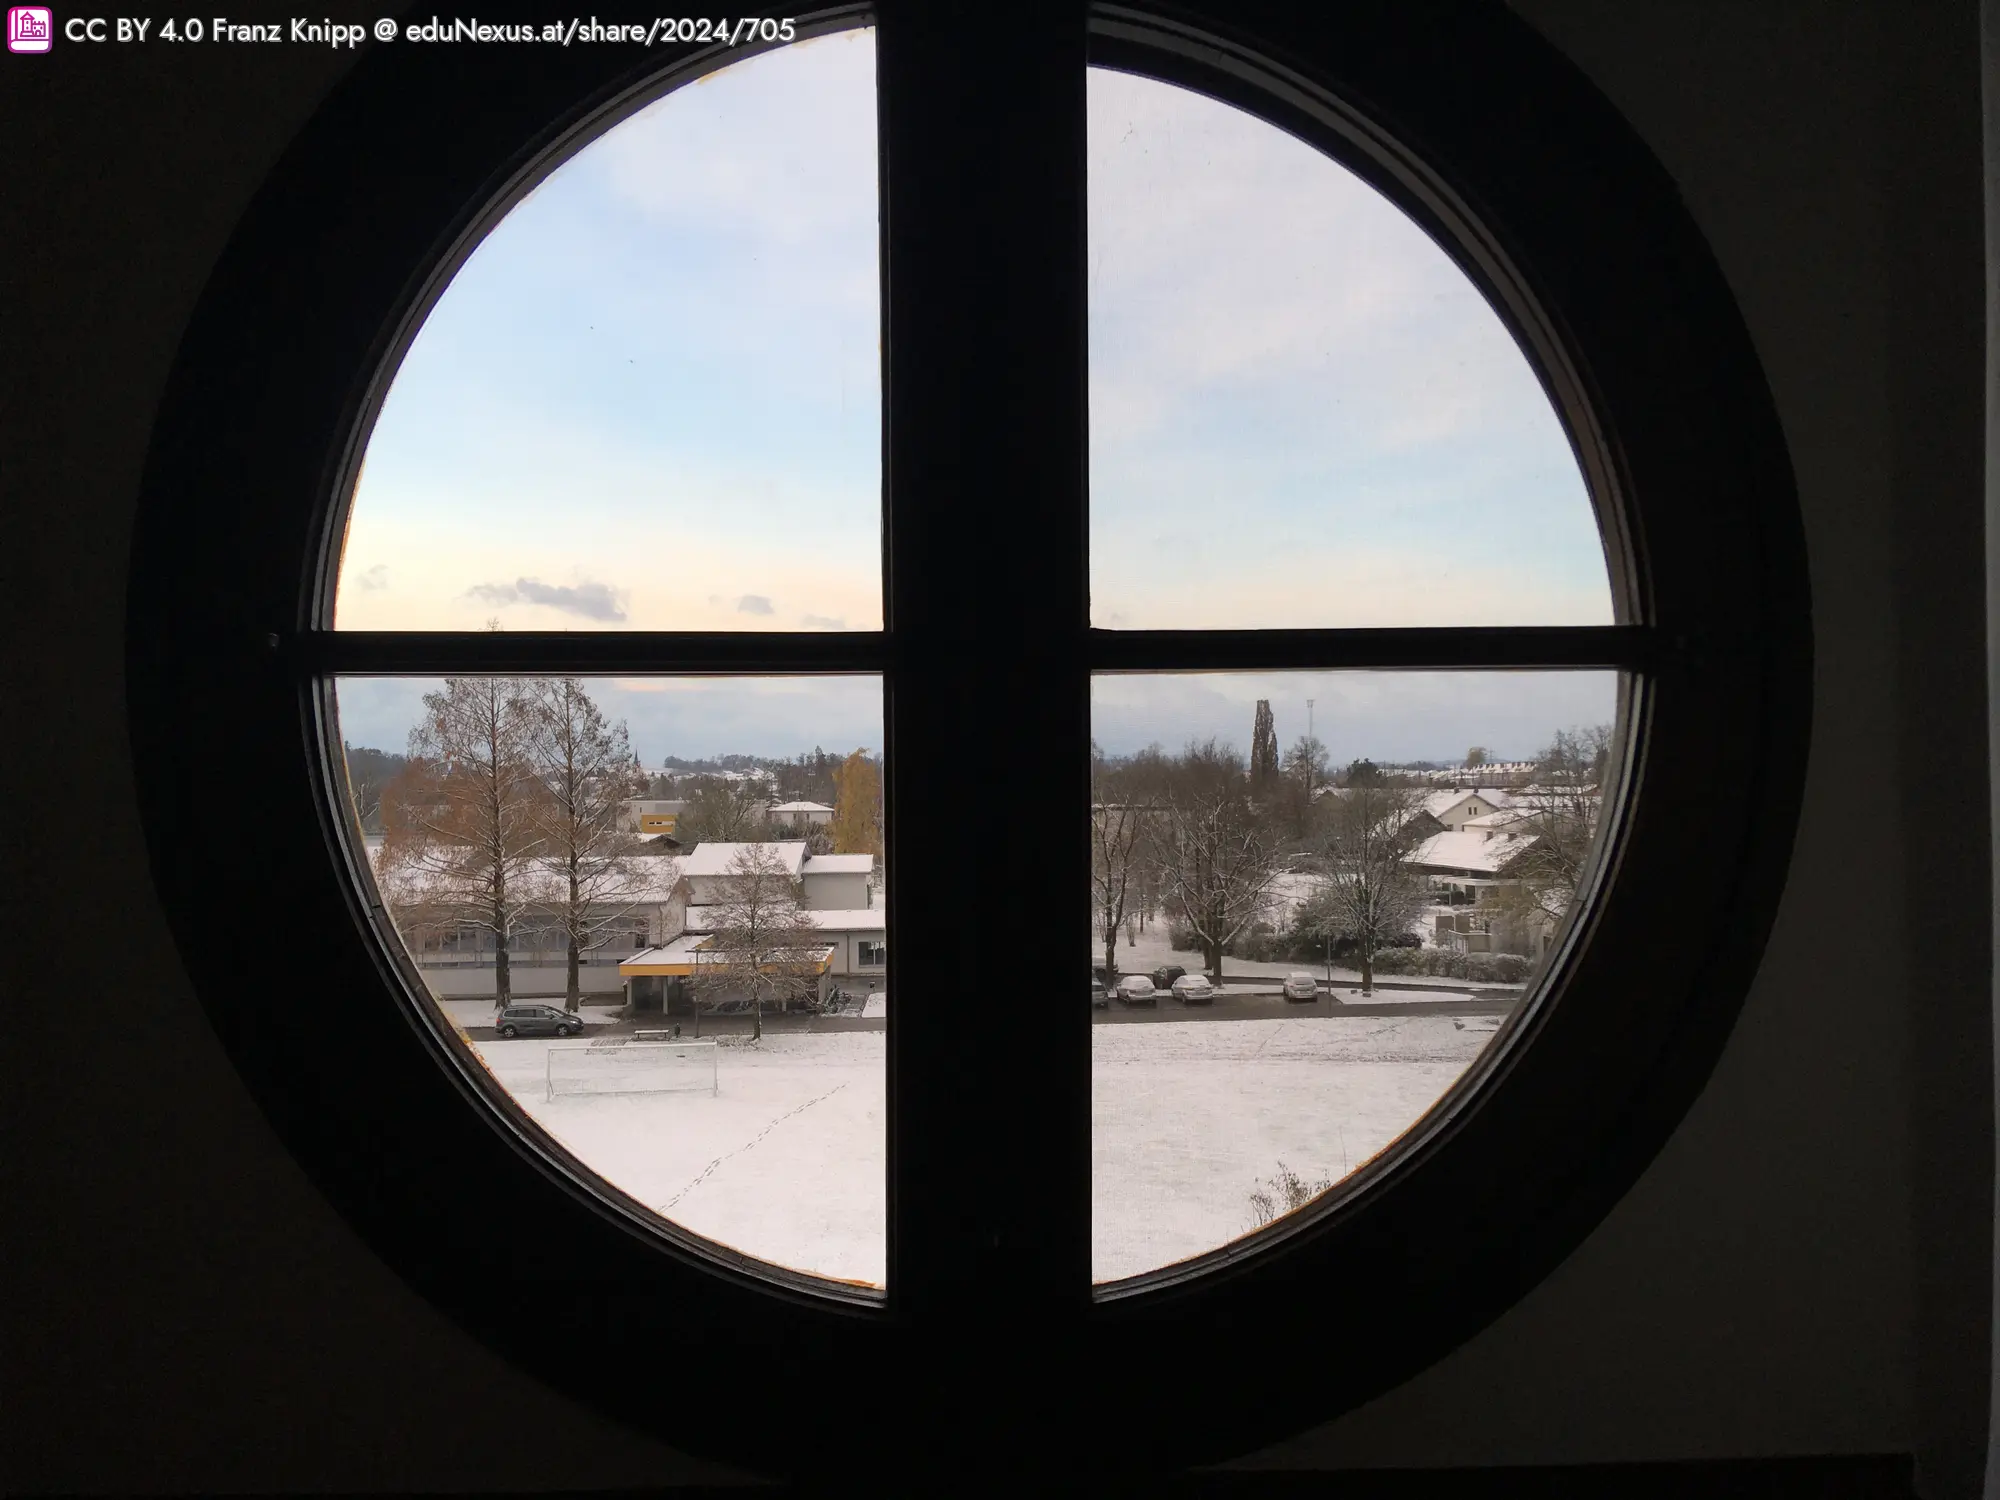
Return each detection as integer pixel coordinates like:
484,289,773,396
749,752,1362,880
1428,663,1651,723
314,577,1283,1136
680,840,808,877
801,854,874,876
769,801,834,814
625,933,711,965
1461,809,1534,834
369,846,683,905
801,909,886,933
1404,830,1538,876
1420,788,1516,819
620,931,836,976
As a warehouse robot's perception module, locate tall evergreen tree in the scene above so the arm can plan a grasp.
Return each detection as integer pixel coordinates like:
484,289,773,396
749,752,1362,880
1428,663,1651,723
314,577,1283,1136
1250,699,1280,795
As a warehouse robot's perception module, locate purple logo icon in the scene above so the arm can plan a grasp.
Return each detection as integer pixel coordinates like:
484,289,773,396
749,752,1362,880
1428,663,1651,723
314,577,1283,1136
7,6,53,52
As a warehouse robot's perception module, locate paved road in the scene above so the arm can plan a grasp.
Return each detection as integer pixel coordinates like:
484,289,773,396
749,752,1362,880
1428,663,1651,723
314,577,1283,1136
1091,988,1519,1023
462,989,1518,1042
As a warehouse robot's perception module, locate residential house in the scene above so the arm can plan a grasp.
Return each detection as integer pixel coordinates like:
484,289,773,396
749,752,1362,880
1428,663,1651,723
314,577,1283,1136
1419,787,1518,830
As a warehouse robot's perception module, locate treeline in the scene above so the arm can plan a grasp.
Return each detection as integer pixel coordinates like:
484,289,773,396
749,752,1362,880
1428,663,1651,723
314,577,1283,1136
1092,706,1615,991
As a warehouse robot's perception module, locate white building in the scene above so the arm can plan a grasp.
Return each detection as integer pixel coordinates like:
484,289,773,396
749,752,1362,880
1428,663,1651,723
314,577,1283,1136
1419,788,1517,831
767,800,835,827
621,842,885,1009
367,840,687,999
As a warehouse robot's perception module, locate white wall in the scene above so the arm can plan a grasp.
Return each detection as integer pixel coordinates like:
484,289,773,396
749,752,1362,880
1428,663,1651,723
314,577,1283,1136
802,871,871,910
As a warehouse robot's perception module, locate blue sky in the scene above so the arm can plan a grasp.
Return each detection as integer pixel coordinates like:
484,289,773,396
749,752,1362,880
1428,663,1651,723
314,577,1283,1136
332,29,1615,760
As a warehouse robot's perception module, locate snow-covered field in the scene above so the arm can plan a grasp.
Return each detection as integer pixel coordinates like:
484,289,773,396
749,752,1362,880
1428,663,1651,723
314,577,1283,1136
464,1016,1495,1287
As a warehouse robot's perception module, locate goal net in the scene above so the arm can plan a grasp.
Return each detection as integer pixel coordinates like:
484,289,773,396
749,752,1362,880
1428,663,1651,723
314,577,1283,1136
546,1038,718,1101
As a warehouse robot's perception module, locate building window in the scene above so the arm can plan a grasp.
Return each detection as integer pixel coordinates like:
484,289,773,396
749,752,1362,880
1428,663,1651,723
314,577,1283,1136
130,2,1808,1479
859,941,887,967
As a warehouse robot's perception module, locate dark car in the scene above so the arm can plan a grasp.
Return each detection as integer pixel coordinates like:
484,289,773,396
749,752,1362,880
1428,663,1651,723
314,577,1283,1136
1090,972,1109,1008
1150,964,1188,991
495,1003,584,1039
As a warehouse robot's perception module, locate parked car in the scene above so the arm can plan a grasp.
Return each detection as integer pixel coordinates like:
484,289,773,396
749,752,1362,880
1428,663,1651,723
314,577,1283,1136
1090,972,1110,1008
1282,972,1320,1003
1150,964,1188,991
1171,973,1215,1004
1115,974,1159,1006
495,1003,584,1039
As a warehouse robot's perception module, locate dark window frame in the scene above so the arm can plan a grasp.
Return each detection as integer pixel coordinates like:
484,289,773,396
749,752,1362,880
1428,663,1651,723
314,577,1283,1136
126,0,1808,1481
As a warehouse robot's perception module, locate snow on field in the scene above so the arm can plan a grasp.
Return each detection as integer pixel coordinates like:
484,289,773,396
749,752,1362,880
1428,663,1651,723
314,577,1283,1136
462,1016,1494,1288
468,1030,888,1286
1092,1017,1491,1282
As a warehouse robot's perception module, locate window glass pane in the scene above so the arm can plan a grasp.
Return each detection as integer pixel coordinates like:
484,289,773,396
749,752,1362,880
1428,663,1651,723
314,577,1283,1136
1087,69,1613,629
335,675,888,1288
1090,670,1623,1283
335,30,881,631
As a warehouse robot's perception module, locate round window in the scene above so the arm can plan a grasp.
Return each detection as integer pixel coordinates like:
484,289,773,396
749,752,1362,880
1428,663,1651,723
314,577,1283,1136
130,2,1808,1480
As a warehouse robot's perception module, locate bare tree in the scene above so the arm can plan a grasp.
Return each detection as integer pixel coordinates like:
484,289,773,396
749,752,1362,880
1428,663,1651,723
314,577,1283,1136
383,674,544,1010
1498,723,1615,928
1273,733,1329,841
689,844,826,1043
1298,780,1431,994
676,775,769,845
523,678,647,1013
1150,740,1281,987
1090,745,1152,983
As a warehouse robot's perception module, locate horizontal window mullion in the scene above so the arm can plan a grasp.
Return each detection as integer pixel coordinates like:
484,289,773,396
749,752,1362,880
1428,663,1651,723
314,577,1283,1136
1088,624,1669,673
287,630,888,676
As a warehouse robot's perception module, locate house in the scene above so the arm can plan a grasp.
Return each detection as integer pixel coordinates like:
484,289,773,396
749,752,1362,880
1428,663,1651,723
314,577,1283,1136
621,798,687,837
1402,828,1538,904
1402,829,1551,956
1419,788,1517,830
768,799,835,827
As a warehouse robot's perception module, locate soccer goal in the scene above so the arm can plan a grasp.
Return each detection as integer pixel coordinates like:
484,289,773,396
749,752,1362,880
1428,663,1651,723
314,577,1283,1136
546,1037,718,1102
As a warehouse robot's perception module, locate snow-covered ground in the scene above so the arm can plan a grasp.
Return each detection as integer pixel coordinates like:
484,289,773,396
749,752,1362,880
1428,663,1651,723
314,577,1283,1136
462,1015,1495,1288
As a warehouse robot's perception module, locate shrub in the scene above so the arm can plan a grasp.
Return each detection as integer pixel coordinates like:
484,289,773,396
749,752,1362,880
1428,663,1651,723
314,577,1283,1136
1231,931,1278,963
1417,946,1469,979
1369,947,1420,975
1167,923,1198,951
1486,952,1535,983
1247,1161,1335,1228
1464,953,1502,982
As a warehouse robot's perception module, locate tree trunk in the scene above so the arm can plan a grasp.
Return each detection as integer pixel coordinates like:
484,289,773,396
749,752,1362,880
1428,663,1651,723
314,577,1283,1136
1359,940,1373,995
751,991,763,1043
492,872,510,1008
1204,935,1224,987
566,868,582,1012
1103,928,1119,982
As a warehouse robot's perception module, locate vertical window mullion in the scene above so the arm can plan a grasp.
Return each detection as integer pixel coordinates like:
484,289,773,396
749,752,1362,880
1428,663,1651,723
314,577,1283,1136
878,0,1091,1364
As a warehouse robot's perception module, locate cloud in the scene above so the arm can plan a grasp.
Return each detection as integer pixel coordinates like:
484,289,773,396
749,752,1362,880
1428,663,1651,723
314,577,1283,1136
356,564,389,591
799,612,846,629
735,595,775,616
465,576,629,622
